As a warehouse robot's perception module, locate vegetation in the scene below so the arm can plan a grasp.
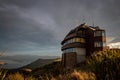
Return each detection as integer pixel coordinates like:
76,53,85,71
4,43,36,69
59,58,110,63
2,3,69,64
29,49,120,80
0,50,7,80
0,68,7,80
86,49,120,80
0,49,120,80
5,72,36,80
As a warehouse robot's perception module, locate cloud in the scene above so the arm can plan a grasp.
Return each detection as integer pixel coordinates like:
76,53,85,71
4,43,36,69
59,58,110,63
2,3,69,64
106,37,116,43
107,42,120,48
0,0,120,56
0,3,60,55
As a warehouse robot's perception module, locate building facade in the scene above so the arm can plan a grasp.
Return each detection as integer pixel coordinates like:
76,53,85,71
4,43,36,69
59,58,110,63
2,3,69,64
61,23,106,68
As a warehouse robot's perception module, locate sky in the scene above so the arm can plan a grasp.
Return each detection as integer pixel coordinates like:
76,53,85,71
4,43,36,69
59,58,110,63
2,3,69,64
0,0,120,56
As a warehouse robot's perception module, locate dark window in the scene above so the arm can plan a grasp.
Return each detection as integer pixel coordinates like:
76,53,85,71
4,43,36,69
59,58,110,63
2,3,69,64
94,41,103,47
94,31,102,37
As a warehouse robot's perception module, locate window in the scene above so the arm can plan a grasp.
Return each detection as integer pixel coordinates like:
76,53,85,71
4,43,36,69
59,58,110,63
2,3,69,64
72,38,76,42
78,30,86,36
94,41,103,47
94,31,102,37
63,39,73,45
94,31,105,37
78,31,82,34
63,48,76,53
75,38,86,43
76,38,80,42
81,38,86,43
103,42,106,47
63,38,86,46
102,31,105,36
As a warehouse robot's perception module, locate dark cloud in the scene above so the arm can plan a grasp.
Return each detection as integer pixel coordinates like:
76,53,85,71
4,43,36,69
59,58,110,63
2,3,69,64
0,3,59,54
0,0,120,55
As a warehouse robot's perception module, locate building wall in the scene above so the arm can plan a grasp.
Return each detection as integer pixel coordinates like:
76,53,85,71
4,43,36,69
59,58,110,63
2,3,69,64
86,28,94,56
76,48,86,63
77,55,86,63
62,52,77,68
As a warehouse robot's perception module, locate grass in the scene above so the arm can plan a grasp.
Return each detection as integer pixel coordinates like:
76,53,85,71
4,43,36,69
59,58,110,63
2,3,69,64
0,49,120,80
52,49,120,80
4,72,36,80
0,50,7,80
0,68,7,80
86,49,120,80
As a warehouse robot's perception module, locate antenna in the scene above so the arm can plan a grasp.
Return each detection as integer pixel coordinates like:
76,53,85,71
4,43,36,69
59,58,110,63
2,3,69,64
92,16,94,27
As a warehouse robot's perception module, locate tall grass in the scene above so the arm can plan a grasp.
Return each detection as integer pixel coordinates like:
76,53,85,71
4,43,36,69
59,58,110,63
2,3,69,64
51,70,96,80
86,49,120,80
0,68,7,80
5,72,36,80
5,72,24,80
51,49,120,80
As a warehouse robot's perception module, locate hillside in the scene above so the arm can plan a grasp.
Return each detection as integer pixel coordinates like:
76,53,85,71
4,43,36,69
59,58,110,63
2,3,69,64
0,55,59,69
2,49,120,80
20,58,57,70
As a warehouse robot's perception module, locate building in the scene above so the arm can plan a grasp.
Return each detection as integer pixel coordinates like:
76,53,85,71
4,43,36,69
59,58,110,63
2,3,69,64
61,23,106,68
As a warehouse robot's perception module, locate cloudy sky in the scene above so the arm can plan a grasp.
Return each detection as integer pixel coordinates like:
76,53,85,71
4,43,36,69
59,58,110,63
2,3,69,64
0,0,120,56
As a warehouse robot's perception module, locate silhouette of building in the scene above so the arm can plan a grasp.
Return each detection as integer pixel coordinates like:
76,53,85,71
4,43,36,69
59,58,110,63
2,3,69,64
61,23,107,68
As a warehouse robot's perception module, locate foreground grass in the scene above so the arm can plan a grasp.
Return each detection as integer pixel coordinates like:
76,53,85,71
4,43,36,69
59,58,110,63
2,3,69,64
1,49,120,80
5,72,35,80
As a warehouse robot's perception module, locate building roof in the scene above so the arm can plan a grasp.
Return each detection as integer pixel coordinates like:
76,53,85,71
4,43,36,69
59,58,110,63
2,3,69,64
66,23,104,36
61,23,105,45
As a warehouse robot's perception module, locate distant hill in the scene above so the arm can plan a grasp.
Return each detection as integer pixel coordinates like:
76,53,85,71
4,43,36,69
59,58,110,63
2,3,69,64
0,55,59,69
20,58,60,70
